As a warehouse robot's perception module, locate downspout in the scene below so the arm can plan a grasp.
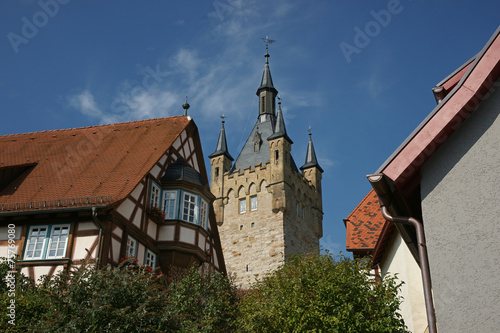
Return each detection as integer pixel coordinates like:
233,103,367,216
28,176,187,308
91,207,103,270
380,206,437,333
368,174,437,333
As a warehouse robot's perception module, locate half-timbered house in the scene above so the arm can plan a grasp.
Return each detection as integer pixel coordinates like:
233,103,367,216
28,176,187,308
0,115,226,282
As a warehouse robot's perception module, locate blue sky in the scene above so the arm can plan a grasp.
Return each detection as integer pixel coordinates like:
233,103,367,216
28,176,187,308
1,0,499,255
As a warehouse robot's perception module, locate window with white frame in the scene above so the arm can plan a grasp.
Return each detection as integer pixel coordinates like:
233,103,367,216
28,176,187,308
126,235,137,259
150,182,161,208
250,196,257,211
182,192,198,223
163,190,177,219
239,198,247,214
200,199,209,229
24,224,70,260
145,249,156,269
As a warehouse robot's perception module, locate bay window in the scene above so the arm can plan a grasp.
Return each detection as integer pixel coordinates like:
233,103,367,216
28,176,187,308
200,199,209,229
163,190,177,219
182,192,198,223
150,182,161,208
149,180,210,228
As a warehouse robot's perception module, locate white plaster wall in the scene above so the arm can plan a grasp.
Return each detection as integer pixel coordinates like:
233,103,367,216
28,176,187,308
179,227,195,245
421,78,500,332
34,266,52,283
132,208,142,228
111,237,121,262
158,225,175,241
137,243,145,265
77,221,98,231
380,231,427,333
73,235,97,260
112,226,123,239
147,220,157,240
116,198,135,221
198,233,206,249
150,164,161,179
130,182,144,201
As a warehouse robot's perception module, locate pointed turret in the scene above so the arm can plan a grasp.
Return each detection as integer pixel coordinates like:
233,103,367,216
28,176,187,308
268,99,293,143
301,132,323,172
256,49,278,121
300,132,323,194
209,118,233,161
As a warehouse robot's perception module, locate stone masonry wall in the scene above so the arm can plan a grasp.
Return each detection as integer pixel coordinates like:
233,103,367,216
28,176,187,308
214,158,322,289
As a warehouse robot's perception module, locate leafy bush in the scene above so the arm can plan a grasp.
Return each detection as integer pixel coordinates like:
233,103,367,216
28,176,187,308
1,253,408,332
236,252,409,333
0,258,236,332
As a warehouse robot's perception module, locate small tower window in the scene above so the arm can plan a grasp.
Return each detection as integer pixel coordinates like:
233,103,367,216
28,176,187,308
261,96,265,114
250,196,257,211
215,167,219,178
275,150,279,163
239,198,247,214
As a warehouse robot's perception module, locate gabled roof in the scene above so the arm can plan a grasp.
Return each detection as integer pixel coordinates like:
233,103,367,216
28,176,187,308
344,189,388,253
0,116,190,212
376,26,500,192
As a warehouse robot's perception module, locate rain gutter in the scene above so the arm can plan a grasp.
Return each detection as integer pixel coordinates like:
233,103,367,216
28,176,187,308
368,174,437,333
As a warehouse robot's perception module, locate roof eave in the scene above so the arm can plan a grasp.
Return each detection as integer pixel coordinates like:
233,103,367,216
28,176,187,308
377,26,500,191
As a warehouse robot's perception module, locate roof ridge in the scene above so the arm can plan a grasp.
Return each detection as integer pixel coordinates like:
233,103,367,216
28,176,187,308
0,115,187,138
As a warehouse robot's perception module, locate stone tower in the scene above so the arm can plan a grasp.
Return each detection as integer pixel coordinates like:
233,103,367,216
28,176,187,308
209,49,323,288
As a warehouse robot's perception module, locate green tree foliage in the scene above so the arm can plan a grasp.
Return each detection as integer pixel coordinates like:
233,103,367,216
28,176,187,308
0,258,237,332
236,252,409,333
1,253,408,332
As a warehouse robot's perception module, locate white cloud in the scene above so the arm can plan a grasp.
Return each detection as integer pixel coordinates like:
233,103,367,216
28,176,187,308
67,90,102,118
69,1,321,129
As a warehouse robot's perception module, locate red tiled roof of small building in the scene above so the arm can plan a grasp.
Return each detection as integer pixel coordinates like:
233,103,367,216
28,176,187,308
0,116,190,211
344,189,388,253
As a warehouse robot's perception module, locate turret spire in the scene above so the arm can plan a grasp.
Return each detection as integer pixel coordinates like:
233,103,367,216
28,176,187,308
209,115,234,161
257,36,278,121
300,129,323,172
268,98,292,143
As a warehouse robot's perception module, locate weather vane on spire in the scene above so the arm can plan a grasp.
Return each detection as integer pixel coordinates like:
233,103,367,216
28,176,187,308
220,114,226,124
308,126,312,136
261,35,276,53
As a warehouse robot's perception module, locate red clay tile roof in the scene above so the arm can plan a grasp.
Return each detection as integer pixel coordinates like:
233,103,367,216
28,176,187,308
0,116,190,211
344,189,388,252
